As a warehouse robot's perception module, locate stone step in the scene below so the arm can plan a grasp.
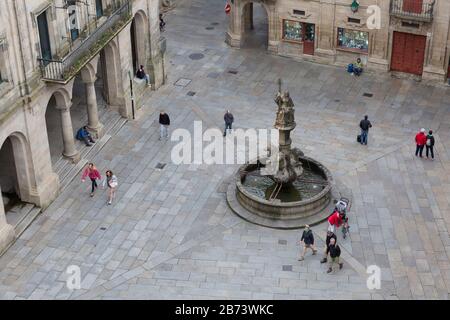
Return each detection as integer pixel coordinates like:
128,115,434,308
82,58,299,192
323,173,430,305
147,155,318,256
6,203,35,228
59,159,89,191
14,206,41,238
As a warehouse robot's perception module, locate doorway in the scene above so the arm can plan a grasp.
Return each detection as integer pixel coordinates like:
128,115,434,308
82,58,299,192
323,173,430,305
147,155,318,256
241,2,269,49
391,31,426,76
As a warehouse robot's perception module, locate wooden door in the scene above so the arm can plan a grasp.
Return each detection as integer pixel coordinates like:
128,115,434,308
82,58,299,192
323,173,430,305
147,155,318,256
303,23,315,55
391,32,426,76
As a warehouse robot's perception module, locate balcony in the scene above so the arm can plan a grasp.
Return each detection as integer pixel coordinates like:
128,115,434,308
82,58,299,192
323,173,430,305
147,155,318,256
390,0,435,23
38,0,132,84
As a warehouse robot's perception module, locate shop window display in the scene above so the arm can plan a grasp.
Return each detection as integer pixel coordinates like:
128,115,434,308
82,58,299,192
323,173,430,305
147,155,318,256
337,28,369,52
283,20,302,42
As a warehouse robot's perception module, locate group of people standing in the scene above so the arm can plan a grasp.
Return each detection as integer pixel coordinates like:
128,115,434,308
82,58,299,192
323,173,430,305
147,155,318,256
81,163,118,205
415,128,435,160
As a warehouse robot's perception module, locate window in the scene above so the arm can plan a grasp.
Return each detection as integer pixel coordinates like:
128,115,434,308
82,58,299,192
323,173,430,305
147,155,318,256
283,20,303,42
68,3,79,41
96,0,104,18
337,28,369,53
293,10,305,16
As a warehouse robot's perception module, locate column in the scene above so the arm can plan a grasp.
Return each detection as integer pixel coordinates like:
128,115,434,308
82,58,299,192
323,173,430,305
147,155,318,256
0,186,15,254
84,78,104,138
57,104,80,163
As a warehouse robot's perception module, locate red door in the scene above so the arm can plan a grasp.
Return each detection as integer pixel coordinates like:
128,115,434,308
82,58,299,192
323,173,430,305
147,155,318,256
403,0,423,14
391,32,426,76
303,23,315,55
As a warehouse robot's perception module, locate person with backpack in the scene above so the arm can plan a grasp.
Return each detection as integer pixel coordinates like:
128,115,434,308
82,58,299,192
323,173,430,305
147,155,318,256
298,225,318,261
426,130,435,160
415,128,427,158
359,115,372,145
325,237,343,273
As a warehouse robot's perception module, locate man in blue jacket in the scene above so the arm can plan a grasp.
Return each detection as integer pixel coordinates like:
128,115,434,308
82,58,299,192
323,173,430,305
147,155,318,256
76,126,95,146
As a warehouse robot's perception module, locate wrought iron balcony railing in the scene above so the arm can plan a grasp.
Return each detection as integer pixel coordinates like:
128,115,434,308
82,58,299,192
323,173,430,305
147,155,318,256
390,0,435,22
38,0,132,83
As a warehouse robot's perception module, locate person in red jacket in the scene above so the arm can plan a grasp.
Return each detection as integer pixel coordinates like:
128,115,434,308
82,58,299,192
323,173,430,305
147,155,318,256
415,128,427,158
81,163,102,197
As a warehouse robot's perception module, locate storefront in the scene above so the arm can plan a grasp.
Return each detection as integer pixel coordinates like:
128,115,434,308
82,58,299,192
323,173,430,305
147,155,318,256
336,28,369,54
282,20,315,55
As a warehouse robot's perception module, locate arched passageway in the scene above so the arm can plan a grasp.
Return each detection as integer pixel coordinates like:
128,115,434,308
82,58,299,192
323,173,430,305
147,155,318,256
130,11,149,73
241,2,269,49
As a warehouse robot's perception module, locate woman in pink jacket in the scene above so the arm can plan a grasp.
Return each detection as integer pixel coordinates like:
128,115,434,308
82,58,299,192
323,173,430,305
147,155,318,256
81,163,102,197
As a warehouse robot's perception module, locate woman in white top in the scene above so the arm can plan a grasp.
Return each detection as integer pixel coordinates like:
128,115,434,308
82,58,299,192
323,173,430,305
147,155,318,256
103,170,118,205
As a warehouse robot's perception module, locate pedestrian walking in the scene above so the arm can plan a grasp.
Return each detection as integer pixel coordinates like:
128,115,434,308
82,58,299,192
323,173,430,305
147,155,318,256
415,128,427,158
223,110,234,137
326,237,343,273
426,130,435,160
102,170,118,205
359,115,372,145
159,111,170,140
298,225,317,261
320,230,337,264
81,163,102,197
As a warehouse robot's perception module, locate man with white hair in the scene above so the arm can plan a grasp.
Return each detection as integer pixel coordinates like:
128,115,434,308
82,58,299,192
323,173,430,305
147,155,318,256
415,128,427,158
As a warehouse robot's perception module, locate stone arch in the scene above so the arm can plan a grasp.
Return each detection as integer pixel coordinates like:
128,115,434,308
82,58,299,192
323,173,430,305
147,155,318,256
101,39,124,107
239,0,270,49
44,87,73,114
0,131,38,206
130,10,150,73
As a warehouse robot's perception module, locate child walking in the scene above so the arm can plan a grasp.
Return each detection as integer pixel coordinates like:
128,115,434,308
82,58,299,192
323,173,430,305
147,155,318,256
81,163,102,197
102,170,118,205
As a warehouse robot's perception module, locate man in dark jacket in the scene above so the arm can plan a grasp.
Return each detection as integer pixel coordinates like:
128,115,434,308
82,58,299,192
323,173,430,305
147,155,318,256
426,130,435,160
136,65,150,86
359,115,372,145
223,110,234,137
298,225,317,261
76,126,95,146
159,112,170,140
326,237,343,273
320,230,337,264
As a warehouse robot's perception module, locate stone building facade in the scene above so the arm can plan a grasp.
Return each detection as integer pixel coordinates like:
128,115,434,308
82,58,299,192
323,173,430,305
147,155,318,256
0,0,167,253
226,0,450,82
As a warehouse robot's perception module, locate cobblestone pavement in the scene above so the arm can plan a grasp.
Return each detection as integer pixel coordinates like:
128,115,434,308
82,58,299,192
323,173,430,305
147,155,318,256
1,0,450,300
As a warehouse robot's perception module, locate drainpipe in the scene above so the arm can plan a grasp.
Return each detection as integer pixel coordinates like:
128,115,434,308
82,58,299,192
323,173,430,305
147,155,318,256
12,0,29,96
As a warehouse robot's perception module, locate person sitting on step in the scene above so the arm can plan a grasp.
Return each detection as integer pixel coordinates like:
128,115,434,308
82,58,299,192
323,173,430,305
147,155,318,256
76,126,95,147
136,65,151,86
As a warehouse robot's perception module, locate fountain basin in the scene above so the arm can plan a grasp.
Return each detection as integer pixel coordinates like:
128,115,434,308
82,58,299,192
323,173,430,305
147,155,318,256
234,156,333,223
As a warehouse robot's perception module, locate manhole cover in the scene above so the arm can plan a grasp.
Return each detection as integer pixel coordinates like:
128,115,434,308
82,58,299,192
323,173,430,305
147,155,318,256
205,27,214,30
228,70,238,75
100,227,107,231
189,53,205,60
278,239,287,245
156,163,167,170
363,93,373,97
282,265,293,272
187,91,196,96
174,78,192,87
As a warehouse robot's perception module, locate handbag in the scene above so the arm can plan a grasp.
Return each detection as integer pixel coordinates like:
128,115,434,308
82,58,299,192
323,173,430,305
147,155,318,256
357,134,361,143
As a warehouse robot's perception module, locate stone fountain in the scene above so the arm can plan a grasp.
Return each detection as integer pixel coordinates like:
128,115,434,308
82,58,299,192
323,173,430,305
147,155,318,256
226,80,341,229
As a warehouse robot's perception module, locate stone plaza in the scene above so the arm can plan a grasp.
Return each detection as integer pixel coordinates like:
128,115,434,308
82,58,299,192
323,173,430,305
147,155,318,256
0,0,450,299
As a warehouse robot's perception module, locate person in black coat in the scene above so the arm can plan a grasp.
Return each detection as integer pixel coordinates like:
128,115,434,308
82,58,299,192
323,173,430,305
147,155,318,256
359,115,372,145
326,237,343,273
298,225,317,261
426,130,435,160
159,112,170,140
320,230,337,264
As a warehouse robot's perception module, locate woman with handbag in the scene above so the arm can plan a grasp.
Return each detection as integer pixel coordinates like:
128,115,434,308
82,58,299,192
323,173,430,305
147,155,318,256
103,170,118,205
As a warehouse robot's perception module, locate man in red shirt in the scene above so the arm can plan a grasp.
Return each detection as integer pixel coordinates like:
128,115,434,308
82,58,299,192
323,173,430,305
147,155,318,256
415,128,427,158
